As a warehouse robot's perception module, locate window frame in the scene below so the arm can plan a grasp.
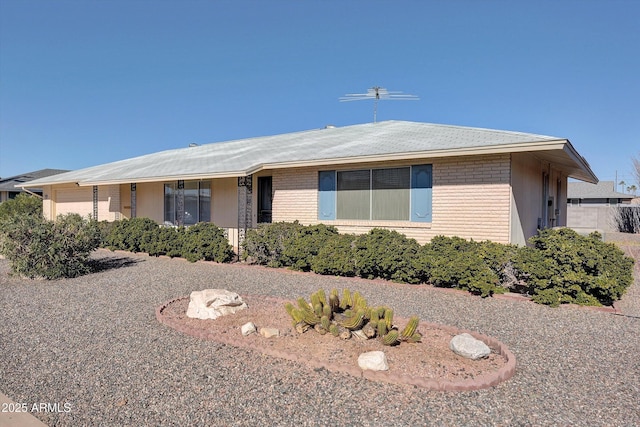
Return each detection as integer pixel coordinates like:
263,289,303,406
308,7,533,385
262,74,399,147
318,165,432,223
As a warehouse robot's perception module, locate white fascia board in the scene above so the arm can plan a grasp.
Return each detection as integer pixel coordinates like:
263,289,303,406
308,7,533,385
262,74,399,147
77,171,248,186
562,142,598,184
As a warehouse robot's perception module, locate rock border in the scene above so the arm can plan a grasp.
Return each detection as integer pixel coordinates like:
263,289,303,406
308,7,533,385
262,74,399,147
156,296,517,391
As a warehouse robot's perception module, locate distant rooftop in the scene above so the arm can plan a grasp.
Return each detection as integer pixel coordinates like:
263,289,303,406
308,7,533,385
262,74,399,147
567,181,635,199
0,169,69,192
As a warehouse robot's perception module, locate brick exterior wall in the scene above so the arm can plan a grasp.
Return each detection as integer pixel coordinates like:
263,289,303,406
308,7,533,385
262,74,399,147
269,154,512,244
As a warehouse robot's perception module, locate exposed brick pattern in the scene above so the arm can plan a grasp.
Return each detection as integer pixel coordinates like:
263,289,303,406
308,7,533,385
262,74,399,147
269,154,512,244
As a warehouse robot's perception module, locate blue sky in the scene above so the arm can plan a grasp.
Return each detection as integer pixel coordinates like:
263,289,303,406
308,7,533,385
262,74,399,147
1,0,638,188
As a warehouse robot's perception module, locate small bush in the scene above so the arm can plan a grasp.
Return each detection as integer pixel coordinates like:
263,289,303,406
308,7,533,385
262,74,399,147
242,221,305,267
613,206,640,234
145,226,185,258
311,233,358,277
1,213,100,279
0,193,42,223
103,217,159,253
281,224,339,271
353,229,423,283
418,236,504,297
512,228,635,306
181,222,234,263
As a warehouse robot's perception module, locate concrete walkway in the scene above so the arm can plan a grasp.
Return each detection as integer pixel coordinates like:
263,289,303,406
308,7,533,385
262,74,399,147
0,392,48,427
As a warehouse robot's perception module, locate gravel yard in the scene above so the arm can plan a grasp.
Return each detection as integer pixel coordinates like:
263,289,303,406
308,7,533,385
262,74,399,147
1,248,639,426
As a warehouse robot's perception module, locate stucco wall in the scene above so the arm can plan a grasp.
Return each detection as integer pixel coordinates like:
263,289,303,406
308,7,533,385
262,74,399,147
510,153,543,246
212,177,237,228
135,182,164,223
270,154,512,244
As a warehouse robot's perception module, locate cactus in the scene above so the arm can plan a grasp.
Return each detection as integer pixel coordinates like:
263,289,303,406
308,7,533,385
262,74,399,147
329,323,340,337
341,309,365,330
323,304,333,319
297,297,313,314
384,308,394,330
314,323,327,335
286,289,421,347
400,316,420,340
299,308,320,325
382,329,400,346
377,320,388,337
321,315,331,331
340,289,352,310
352,291,367,310
311,293,322,311
329,293,340,312
369,307,380,324
316,289,327,307
285,303,304,324
408,332,422,343
314,303,323,317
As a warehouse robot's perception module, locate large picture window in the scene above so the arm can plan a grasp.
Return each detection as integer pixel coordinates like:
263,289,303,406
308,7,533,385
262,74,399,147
318,165,432,222
164,181,211,225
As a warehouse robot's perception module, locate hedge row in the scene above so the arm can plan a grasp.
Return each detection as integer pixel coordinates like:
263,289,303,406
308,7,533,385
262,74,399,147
1,195,634,307
99,218,234,263
243,222,635,306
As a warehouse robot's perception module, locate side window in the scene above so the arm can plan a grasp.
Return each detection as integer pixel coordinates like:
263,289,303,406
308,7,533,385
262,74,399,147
411,165,432,222
318,171,336,220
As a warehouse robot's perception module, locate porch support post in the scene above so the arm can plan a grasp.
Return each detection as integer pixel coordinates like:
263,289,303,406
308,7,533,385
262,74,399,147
130,183,137,218
92,186,98,220
177,180,185,226
237,175,253,244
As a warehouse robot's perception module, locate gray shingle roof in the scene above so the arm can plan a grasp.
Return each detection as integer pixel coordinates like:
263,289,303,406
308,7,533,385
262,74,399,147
568,181,635,199
0,169,69,191
19,121,594,187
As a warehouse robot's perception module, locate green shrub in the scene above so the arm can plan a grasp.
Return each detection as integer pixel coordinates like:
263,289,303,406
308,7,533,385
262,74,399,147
242,221,305,267
281,224,339,271
145,226,185,258
353,229,423,283
0,193,42,223
418,236,504,297
181,222,234,263
103,217,159,253
512,228,635,306
311,233,358,277
1,213,100,279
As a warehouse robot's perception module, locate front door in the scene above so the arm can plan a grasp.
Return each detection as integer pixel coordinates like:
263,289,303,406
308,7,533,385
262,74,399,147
257,176,272,223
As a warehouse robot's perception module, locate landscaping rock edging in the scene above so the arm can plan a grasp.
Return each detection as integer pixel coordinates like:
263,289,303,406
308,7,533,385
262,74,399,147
156,296,517,391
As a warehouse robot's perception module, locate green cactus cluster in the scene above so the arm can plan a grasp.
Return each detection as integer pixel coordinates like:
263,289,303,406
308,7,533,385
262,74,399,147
284,288,423,346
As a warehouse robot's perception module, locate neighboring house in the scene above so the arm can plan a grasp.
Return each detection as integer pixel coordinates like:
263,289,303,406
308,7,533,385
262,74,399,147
18,121,597,248
567,180,635,232
0,169,69,202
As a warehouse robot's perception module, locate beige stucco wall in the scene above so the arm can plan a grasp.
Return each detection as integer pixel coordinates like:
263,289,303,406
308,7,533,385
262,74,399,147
212,177,237,228
270,154,512,244
134,182,164,223
510,153,568,245
41,184,121,221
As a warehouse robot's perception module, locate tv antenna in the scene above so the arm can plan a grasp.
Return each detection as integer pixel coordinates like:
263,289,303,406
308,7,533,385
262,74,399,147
339,86,419,123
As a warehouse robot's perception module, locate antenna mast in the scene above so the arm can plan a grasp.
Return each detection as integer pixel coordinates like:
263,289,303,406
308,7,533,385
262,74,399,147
339,86,419,123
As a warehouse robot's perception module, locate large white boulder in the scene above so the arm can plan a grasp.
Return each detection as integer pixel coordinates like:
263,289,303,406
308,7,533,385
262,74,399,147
358,351,389,371
186,289,248,320
449,333,491,360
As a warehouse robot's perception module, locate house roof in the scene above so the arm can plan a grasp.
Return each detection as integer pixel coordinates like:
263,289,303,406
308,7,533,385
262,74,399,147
18,121,598,188
567,181,635,200
0,169,69,192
